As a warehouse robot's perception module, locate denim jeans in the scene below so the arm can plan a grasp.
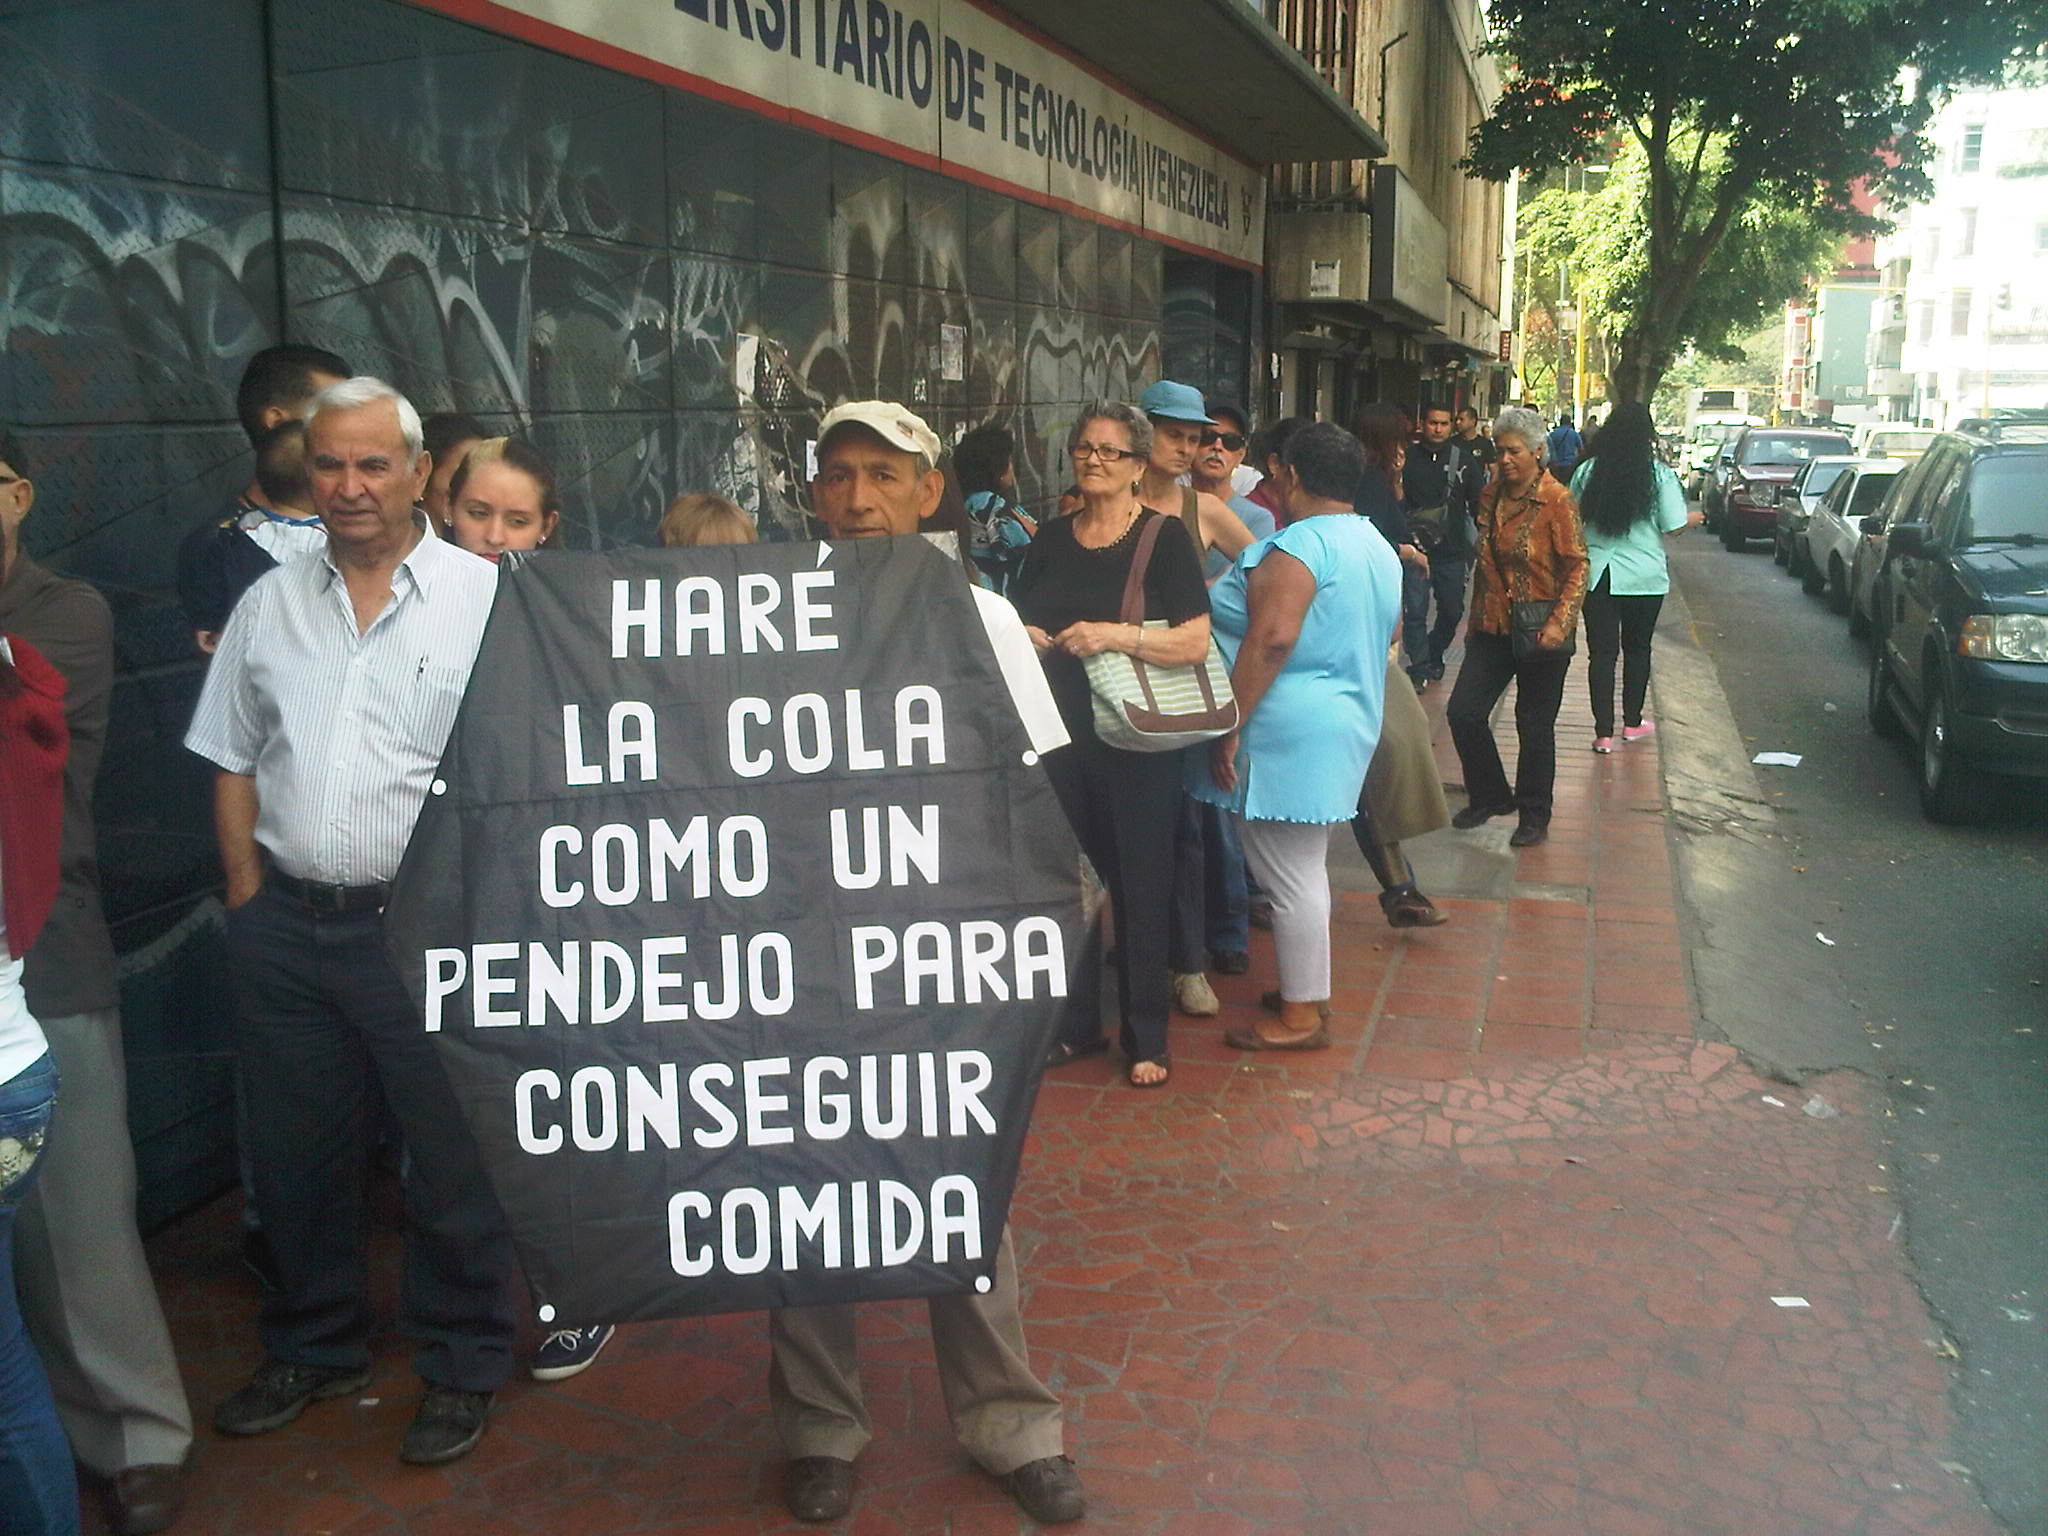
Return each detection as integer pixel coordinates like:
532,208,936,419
1168,794,1251,972
0,1052,80,1536
1401,555,1471,671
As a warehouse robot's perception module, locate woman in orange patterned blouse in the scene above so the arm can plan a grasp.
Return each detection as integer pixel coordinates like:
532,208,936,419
1445,407,1589,848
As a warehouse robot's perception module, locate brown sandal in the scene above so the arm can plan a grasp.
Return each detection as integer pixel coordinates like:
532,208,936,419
1223,1023,1331,1052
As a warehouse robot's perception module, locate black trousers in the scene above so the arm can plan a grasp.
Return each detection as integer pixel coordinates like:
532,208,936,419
225,883,516,1392
1042,733,1182,1063
1446,631,1574,826
1581,571,1664,736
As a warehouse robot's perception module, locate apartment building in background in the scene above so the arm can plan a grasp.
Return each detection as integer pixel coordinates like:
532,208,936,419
1869,83,2048,426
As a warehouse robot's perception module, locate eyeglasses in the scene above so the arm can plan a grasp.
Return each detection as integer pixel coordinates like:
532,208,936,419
1200,431,1246,452
1071,444,1140,463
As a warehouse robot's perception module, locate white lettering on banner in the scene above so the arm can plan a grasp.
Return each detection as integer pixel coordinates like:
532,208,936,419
513,1050,999,1154
609,570,839,660
666,1174,985,1278
445,0,1265,266
726,686,944,779
422,932,795,1030
848,916,1065,1009
538,816,769,908
561,702,658,784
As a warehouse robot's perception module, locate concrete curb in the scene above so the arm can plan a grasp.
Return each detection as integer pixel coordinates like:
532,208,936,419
1653,573,1870,1080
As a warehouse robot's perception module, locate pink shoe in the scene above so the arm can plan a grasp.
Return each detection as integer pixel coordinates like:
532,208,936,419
1592,736,1616,754
1622,721,1656,743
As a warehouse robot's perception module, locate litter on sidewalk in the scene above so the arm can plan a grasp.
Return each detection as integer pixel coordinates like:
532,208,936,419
1753,751,1804,766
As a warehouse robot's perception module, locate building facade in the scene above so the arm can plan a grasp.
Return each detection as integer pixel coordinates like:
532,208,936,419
0,0,1378,1217
1871,83,2048,427
1261,0,1509,426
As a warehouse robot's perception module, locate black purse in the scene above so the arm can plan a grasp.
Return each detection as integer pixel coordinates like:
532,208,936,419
1510,599,1571,662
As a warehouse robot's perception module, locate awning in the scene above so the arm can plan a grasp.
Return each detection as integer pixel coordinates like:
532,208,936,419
998,0,1388,165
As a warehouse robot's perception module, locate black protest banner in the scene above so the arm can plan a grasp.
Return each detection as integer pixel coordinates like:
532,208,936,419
384,537,1085,1325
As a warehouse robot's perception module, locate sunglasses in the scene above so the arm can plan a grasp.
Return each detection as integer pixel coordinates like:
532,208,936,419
1200,431,1247,452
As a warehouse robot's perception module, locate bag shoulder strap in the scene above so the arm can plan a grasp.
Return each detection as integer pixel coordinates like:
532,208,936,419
1179,485,1203,552
1118,513,1168,625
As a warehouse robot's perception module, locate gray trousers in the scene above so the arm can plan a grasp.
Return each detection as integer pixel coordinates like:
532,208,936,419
767,1227,1065,1476
15,1009,194,1475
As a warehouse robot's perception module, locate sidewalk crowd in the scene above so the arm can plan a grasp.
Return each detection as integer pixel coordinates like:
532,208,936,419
0,347,2000,1536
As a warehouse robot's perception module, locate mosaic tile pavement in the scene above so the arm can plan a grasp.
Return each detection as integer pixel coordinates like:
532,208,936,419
129,662,1997,1535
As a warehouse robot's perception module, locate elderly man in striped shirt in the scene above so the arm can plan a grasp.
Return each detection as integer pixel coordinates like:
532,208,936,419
185,377,513,1467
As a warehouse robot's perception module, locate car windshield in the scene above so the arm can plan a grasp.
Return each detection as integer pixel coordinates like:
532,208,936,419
1964,456,2048,543
1693,423,1743,443
1740,433,1854,465
1866,431,1934,457
1802,463,1851,497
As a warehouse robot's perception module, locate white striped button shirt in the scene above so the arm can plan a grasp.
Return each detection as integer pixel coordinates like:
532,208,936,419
185,525,498,887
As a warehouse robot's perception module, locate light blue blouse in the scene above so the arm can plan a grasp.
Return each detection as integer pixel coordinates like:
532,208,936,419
1569,459,1690,596
1188,514,1402,824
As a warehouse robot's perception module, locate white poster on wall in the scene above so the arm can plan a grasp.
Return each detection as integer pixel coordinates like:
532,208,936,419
437,0,1265,268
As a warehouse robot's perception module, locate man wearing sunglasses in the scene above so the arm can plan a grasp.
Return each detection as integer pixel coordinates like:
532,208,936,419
1188,403,1276,581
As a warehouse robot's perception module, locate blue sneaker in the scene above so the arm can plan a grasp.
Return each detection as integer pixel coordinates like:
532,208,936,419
530,1324,615,1382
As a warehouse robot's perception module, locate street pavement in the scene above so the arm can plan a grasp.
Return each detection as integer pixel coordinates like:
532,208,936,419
136,608,2013,1535
1663,532,2048,1536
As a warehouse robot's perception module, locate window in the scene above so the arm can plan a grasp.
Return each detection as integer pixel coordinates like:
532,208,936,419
2036,222,2048,253
1958,123,1985,174
1957,208,1977,258
1950,289,1974,336
1965,456,2048,541
1914,302,1935,345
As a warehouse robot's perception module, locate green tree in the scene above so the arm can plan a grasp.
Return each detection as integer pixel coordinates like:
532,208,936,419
1465,0,2042,403
1518,146,1842,410
1651,324,1784,427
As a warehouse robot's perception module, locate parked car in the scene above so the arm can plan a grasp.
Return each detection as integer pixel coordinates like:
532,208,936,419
1798,458,1904,610
1855,424,1939,462
1684,419,1754,498
1716,427,1854,549
1775,455,1859,568
1864,426,2048,822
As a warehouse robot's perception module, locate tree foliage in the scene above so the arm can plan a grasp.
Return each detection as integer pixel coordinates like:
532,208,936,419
1466,0,2045,402
1517,145,1842,411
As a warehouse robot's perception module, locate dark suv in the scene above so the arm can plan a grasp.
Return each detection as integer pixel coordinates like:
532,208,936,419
1864,425,2048,821
1714,427,1854,548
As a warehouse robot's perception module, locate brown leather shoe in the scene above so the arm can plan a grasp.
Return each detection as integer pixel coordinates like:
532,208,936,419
105,1463,188,1536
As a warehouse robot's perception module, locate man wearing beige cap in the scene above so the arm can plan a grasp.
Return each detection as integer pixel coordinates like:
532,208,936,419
767,401,1084,1527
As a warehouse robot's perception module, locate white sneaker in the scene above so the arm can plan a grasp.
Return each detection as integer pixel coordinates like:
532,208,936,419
1172,972,1220,1016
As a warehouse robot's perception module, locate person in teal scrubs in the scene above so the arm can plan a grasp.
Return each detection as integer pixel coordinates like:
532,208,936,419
1569,403,1699,751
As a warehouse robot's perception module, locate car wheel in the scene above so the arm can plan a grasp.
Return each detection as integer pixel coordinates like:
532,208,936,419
1800,549,1826,594
1847,593,1871,640
1825,556,1851,615
1917,678,1992,824
1721,524,1745,551
1773,531,1790,566
1866,638,1903,739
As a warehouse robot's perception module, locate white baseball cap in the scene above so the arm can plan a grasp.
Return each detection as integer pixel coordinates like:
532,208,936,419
817,400,944,467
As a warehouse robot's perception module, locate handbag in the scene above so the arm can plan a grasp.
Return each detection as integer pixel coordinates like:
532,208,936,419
1083,514,1240,752
1510,598,1574,662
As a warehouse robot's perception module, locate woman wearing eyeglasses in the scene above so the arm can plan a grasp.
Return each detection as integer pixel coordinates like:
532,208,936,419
1010,403,1212,1089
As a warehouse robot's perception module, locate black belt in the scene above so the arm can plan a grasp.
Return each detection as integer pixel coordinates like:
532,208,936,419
269,870,392,914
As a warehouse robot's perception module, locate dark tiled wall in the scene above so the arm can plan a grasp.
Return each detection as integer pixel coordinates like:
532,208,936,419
0,0,1250,1221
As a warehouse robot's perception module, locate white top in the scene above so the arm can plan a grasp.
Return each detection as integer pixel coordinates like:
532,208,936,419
184,526,499,886
969,585,1069,757
240,509,331,564
0,638,51,1083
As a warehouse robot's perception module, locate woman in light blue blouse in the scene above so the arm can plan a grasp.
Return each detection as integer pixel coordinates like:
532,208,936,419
1191,423,1403,1051
1570,403,1700,751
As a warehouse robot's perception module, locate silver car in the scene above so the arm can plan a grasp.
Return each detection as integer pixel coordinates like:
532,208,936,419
1777,455,1859,572
1804,458,1905,615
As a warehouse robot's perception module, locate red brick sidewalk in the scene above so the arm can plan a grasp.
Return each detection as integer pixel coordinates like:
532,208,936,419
138,662,1998,1535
